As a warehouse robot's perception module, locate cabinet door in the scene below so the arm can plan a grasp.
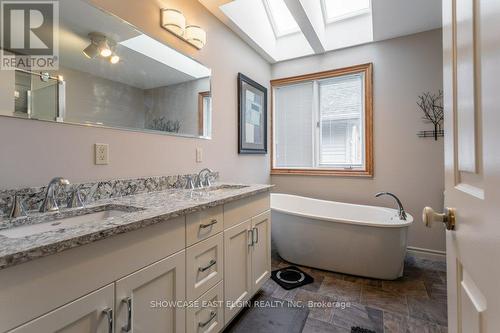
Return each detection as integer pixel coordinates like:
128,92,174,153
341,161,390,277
9,284,114,333
251,210,271,292
223,220,252,324
115,250,186,333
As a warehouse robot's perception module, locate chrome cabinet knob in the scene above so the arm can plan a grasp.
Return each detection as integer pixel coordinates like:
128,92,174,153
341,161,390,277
422,206,456,230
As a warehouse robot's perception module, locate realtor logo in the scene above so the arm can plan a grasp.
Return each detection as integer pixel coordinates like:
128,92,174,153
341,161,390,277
1,0,59,70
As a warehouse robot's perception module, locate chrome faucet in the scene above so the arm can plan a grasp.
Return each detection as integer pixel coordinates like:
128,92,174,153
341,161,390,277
375,192,407,220
9,194,27,218
195,168,213,188
39,177,70,213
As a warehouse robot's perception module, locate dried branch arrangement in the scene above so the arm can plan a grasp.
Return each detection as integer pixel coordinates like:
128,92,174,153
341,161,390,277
417,90,444,140
148,117,181,133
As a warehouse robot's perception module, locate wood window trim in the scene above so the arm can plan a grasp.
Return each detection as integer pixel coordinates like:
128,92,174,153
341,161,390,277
270,63,373,177
198,91,211,136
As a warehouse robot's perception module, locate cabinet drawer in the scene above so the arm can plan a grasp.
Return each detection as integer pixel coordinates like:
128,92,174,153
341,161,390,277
186,206,224,246
186,281,224,333
186,233,224,300
223,192,270,229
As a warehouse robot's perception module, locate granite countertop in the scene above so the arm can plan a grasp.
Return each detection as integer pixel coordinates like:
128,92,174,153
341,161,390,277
0,183,272,270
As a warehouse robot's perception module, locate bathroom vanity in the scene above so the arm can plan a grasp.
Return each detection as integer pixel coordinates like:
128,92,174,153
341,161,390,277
0,183,271,333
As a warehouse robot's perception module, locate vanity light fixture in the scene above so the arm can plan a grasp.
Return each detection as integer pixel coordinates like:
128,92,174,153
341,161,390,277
109,53,120,64
161,9,186,36
185,25,206,49
160,8,206,49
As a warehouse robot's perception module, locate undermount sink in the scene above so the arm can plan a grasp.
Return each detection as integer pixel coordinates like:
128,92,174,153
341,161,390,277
0,205,140,239
193,184,249,193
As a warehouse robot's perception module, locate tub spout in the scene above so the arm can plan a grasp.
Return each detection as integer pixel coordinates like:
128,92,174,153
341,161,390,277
375,192,407,221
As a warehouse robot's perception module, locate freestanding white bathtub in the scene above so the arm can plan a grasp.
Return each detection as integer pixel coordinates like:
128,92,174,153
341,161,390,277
271,193,413,280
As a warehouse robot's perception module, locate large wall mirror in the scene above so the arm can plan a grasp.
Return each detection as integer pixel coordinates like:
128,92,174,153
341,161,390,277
0,0,212,138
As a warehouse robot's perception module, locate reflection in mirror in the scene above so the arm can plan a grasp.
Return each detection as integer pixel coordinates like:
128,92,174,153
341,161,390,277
0,0,212,138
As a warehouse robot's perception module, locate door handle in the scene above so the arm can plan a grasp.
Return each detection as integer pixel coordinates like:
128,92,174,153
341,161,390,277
199,259,217,272
122,297,132,332
252,227,259,244
102,308,113,333
422,207,456,230
248,229,254,246
198,310,217,328
200,219,218,229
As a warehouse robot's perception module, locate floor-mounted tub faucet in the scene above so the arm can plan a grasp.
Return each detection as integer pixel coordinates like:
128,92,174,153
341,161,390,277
375,192,407,220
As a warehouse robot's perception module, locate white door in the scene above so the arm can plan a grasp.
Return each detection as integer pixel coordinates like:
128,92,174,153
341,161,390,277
439,0,500,331
9,284,114,333
115,251,186,333
251,211,271,292
223,219,252,324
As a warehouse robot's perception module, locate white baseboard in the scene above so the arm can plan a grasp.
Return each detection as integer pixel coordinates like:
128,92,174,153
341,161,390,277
407,246,446,262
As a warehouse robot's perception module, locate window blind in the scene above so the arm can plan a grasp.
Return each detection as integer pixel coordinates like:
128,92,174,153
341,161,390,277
274,82,314,167
319,74,364,166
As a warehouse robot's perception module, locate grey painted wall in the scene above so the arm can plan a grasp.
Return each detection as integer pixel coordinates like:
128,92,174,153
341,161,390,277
0,0,271,189
271,29,445,252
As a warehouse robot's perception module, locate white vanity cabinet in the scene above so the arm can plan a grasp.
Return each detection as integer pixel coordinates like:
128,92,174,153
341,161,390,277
250,211,272,292
115,251,186,333
0,191,270,333
222,193,271,325
223,219,254,323
8,284,115,333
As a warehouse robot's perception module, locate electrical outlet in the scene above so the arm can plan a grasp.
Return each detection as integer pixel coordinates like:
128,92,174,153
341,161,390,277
95,143,109,165
196,147,203,163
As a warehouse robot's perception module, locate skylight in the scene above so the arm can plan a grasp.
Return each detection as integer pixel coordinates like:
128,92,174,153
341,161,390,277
322,0,371,23
120,35,211,78
262,0,300,38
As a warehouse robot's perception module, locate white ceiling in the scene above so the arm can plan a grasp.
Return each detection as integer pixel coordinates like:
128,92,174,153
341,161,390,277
199,0,442,63
58,0,210,90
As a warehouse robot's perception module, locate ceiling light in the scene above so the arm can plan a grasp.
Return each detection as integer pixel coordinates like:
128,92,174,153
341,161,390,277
110,54,120,64
83,42,99,59
161,9,186,36
185,25,206,49
98,40,112,57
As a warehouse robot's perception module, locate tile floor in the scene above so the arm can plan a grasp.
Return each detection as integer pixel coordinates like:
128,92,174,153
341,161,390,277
227,250,447,333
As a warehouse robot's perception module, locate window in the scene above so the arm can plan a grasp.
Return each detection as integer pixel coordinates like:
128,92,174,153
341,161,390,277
271,63,373,176
198,91,212,137
262,0,300,38
321,0,371,23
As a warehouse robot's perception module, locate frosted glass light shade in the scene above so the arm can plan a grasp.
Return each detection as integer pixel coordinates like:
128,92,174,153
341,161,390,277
161,9,186,36
185,25,206,49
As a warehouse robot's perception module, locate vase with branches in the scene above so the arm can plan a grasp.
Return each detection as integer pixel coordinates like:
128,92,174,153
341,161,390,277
417,90,444,140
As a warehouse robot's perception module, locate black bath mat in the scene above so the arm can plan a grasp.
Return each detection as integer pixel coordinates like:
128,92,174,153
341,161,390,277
351,327,376,333
271,266,313,290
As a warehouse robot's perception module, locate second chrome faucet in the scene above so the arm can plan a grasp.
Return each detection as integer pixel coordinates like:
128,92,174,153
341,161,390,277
39,177,70,213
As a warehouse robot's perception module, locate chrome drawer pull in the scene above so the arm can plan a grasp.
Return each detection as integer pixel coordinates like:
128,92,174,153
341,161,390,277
200,219,218,229
198,311,217,328
253,227,259,244
248,229,254,246
103,308,113,333
122,297,132,332
199,259,217,272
